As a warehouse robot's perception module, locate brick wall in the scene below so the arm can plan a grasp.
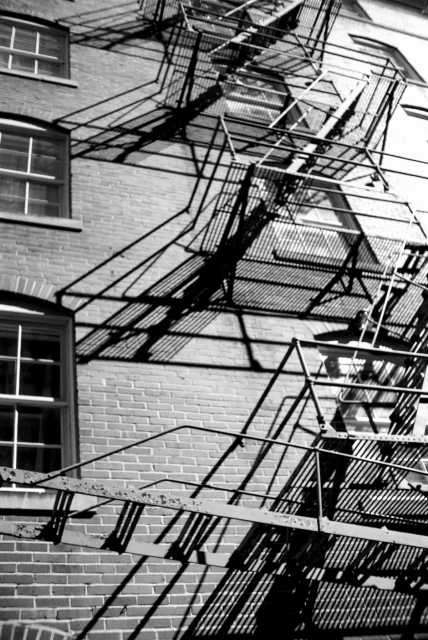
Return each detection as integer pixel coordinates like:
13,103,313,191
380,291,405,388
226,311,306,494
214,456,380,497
1,0,428,638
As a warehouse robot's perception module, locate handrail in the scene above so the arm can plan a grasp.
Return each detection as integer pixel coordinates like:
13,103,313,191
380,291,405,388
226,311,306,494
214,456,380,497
28,337,428,487
30,422,428,486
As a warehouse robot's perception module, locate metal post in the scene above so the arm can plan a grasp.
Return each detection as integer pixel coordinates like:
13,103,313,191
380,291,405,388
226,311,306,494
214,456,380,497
294,339,328,430
177,29,202,110
315,449,323,520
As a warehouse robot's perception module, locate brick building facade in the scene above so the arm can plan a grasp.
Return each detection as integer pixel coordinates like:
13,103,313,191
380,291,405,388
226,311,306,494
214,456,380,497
2,0,428,638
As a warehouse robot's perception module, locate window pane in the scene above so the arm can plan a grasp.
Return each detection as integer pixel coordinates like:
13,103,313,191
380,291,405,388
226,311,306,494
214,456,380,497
0,360,16,394
0,132,30,172
0,445,13,467
21,329,61,361
20,362,61,398
0,177,26,214
0,23,12,48
17,446,61,473
18,406,61,444
0,326,18,356
13,26,37,53
0,51,10,68
298,206,343,226
27,183,60,217
10,52,36,73
37,59,62,77
31,138,61,177
39,32,63,58
0,405,14,441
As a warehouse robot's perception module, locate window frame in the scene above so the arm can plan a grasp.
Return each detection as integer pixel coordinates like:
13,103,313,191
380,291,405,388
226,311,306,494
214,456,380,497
294,184,356,229
272,182,361,262
0,13,69,80
350,34,424,83
340,0,370,19
0,117,70,220
0,302,77,481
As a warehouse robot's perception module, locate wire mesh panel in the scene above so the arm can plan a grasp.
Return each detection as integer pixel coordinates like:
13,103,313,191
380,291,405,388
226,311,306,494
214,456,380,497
140,0,181,22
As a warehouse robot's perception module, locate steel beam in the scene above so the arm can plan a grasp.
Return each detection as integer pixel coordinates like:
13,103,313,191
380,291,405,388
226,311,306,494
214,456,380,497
322,429,428,443
4,467,428,550
319,517,428,547
0,466,318,533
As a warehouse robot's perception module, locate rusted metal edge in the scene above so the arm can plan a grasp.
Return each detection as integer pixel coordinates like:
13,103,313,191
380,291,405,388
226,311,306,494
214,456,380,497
320,517,428,548
0,520,425,593
3,467,428,550
0,466,318,533
322,429,428,443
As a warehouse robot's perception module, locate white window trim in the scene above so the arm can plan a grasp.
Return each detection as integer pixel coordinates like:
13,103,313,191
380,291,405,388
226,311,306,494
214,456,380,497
0,305,97,515
0,117,70,220
0,14,70,80
0,304,77,480
350,34,425,83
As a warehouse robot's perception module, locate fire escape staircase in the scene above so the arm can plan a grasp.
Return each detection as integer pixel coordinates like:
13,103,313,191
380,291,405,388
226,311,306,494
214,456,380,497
4,0,428,597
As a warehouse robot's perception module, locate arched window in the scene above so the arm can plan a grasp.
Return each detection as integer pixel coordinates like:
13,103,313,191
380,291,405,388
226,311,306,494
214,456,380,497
0,301,76,474
0,117,69,219
0,14,69,79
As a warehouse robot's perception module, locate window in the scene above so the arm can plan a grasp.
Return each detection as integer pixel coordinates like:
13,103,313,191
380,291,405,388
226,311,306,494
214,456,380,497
393,0,428,10
224,66,309,129
0,304,75,475
272,183,359,262
351,35,424,82
402,105,428,121
0,118,68,219
295,189,347,227
0,15,68,78
185,0,246,37
340,0,370,18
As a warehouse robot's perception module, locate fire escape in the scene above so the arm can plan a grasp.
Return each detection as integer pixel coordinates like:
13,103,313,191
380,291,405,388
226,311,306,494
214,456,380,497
4,0,428,616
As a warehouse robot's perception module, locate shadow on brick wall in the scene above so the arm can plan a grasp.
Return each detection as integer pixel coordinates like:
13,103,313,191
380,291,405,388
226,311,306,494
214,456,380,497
60,0,167,54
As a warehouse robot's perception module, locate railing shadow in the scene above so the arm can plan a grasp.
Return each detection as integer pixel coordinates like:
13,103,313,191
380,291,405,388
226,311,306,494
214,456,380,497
60,0,173,54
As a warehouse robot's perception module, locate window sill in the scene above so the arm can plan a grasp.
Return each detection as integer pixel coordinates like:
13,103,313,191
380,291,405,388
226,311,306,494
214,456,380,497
0,212,83,231
0,489,97,517
0,67,78,87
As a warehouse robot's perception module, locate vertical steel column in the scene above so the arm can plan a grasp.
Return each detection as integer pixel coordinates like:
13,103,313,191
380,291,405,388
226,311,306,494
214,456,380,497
177,29,203,110
294,339,328,431
315,449,323,520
